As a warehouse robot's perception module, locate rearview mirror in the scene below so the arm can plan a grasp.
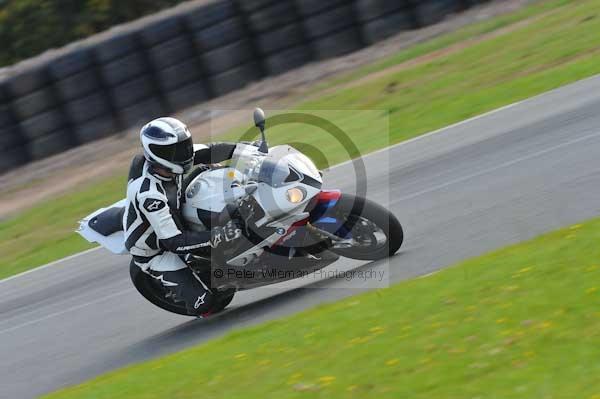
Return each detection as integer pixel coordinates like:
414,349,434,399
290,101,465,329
253,108,268,153
253,107,266,131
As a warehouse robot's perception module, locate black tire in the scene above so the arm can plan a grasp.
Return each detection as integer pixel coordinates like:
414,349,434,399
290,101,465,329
413,0,461,27
130,263,236,316
64,92,111,124
164,81,210,111
147,36,195,70
12,88,56,120
0,104,16,129
354,0,407,22
118,98,165,128
311,28,363,60
48,47,94,80
5,67,49,97
27,129,74,160
255,23,305,55
156,58,203,91
360,11,415,45
237,0,275,13
0,145,29,170
245,2,298,34
109,75,156,108
94,32,139,63
54,69,101,102
100,52,147,86
302,4,357,39
328,194,403,260
263,45,312,75
191,17,246,52
202,39,255,76
73,114,118,143
0,124,25,151
140,16,184,48
185,0,237,31
294,0,347,17
19,108,67,140
208,61,261,97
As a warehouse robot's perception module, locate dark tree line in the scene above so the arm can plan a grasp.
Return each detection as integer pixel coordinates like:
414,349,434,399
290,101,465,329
0,0,186,67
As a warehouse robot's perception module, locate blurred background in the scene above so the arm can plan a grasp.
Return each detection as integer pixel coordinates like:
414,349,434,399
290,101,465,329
0,0,484,172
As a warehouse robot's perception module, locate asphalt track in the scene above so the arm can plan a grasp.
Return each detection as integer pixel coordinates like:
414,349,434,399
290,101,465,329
3,75,600,398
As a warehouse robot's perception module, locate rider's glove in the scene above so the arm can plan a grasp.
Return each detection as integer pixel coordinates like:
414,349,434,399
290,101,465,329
210,220,243,248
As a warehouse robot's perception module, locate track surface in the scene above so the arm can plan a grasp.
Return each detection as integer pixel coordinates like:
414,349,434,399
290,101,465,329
3,76,600,398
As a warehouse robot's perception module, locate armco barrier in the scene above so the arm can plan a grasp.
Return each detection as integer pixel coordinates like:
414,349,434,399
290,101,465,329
0,0,486,171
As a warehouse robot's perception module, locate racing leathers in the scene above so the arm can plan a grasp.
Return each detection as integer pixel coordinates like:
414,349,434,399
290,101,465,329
124,142,240,316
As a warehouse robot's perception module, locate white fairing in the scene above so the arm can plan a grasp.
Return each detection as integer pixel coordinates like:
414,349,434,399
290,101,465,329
77,199,128,255
183,145,322,265
182,167,248,229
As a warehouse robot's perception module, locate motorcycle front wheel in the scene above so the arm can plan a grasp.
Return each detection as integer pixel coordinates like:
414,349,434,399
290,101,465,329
327,194,403,261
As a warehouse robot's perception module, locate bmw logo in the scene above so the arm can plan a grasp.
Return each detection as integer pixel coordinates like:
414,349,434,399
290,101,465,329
276,228,286,235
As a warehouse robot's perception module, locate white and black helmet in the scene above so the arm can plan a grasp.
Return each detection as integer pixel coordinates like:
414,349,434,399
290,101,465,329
140,117,194,174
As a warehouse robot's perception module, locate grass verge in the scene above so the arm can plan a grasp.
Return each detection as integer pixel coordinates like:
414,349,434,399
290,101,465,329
2,0,600,278
44,217,600,398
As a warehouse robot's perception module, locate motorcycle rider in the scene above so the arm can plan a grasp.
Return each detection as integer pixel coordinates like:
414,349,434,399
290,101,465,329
124,117,241,317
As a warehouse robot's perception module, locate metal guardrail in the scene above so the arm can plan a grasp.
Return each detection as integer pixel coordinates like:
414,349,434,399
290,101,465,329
0,0,482,170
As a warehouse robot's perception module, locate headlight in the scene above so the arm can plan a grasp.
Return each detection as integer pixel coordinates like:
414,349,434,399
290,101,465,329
286,187,306,203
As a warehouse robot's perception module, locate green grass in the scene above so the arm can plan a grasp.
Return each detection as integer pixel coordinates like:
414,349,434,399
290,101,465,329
3,0,600,278
0,174,125,279
44,217,600,399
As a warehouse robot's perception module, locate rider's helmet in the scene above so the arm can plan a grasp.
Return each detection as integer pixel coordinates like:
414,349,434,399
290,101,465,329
140,117,194,175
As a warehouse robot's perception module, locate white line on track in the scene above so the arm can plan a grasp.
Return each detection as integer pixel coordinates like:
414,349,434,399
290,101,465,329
397,130,600,202
0,246,102,285
0,289,130,335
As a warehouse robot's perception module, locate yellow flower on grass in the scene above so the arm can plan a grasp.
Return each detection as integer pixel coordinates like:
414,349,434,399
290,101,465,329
539,321,553,329
348,336,371,345
386,358,400,366
318,376,336,385
234,353,247,359
586,287,598,294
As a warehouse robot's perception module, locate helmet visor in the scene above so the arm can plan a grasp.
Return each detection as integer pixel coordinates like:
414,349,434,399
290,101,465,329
149,138,194,166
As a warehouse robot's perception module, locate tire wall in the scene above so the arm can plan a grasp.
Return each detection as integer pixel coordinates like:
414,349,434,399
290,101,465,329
0,0,483,170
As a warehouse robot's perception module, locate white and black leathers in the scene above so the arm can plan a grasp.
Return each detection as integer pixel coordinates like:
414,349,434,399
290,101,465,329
124,143,239,266
123,143,239,315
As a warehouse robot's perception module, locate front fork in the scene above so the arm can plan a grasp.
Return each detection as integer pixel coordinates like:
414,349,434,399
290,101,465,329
306,190,356,249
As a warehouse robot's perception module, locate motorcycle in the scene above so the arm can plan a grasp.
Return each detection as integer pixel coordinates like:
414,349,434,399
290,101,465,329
77,108,403,316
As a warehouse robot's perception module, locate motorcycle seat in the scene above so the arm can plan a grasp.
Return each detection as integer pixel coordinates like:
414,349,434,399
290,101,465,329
89,206,125,236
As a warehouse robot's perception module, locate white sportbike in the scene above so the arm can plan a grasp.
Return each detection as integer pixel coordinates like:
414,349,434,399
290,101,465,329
78,109,403,316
